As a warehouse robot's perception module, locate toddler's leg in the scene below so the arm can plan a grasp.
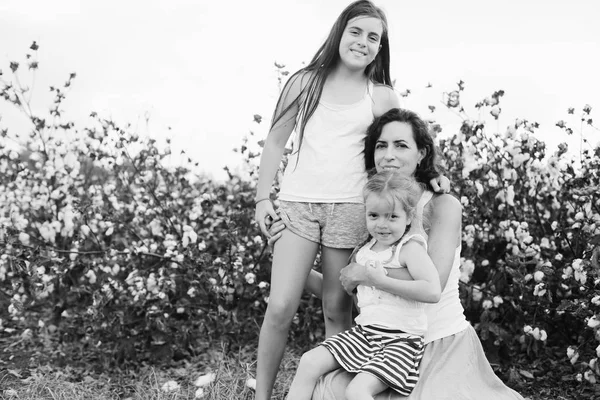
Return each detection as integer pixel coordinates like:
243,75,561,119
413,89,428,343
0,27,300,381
287,346,340,400
345,372,388,400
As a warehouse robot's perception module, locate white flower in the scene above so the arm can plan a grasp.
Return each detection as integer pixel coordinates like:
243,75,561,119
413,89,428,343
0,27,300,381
533,271,544,282
194,387,205,399
523,325,532,334
475,182,484,196
194,372,216,387
540,329,547,341
597,344,600,358
575,269,588,285
584,370,597,384
533,283,546,297
18,232,31,246
85,270,97,285
592,296,600,306
506,185,515,206
562,266,573,280
246,378,256,390
551,221,558,231
493,296,504,307
567,346,579,364
258,281,269,290
105,227,114,236
161,380,180,392
587,316,600,329
531,328,541,340
482,299,493,310
245,272,256,285
198,241,207,251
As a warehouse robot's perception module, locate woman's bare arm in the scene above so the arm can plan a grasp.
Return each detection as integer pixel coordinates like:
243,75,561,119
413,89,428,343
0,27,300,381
426,193,462,289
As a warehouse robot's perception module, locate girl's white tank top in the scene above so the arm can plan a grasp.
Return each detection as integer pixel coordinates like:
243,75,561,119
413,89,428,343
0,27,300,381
278,82,374,203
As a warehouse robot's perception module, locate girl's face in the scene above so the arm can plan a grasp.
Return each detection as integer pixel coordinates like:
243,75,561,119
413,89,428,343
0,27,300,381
365,193,410,248
338,16,383,71
374,121,425,177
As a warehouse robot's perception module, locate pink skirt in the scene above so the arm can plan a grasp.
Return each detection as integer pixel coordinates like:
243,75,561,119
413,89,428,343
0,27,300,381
312,325,524,400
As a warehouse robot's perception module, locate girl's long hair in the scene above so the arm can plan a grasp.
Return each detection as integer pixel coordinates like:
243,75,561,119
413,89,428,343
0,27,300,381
270,0,392,164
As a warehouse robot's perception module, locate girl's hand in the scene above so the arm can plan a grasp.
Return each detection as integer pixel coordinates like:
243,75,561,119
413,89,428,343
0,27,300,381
429,174,451,193
255,199,280,238
340,262,369,295
267,219,286,246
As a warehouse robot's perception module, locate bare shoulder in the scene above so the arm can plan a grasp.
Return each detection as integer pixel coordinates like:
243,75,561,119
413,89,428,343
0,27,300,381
397,237,428,264
427,193,462,225
371,83,400,117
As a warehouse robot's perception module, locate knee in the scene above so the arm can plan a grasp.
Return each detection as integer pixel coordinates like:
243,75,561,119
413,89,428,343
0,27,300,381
322,293,352,321
296,352,320,379
264,299,297,328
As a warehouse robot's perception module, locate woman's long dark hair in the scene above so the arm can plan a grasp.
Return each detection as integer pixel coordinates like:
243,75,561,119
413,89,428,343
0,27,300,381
364,108,442,191
270,0,392,163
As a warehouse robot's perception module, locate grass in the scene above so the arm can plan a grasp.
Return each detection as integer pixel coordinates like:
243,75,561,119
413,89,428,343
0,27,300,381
0,345,302,400
1,341,597,400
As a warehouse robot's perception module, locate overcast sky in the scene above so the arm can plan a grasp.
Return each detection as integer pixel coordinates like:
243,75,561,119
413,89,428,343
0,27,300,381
1,0,599,181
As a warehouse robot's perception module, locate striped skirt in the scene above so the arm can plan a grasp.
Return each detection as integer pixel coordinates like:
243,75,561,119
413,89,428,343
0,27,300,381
321,325,424,396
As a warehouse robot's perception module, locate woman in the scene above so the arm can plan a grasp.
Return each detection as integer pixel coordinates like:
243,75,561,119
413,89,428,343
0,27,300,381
311,108,524,399
270,108,523,399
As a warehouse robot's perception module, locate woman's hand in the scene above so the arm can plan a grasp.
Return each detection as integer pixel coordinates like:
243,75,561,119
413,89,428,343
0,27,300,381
255,199,280,238
340,262,370,295
429,174,451,193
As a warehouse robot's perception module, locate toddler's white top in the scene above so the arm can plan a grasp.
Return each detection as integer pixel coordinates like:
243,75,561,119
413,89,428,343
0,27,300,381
278,82,374,203
354,234,429,336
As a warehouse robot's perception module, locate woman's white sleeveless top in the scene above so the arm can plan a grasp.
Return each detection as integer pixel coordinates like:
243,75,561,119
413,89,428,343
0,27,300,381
413,190,469,344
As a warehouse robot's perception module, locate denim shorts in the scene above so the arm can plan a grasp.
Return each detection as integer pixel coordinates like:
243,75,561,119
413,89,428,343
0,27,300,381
277,200,368,249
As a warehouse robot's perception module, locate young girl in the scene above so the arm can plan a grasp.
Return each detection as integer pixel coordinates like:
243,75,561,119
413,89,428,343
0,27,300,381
254,2,400,399
287,171,441,400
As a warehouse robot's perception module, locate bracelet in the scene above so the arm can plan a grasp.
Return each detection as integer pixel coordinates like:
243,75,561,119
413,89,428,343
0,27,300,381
255,197,271,205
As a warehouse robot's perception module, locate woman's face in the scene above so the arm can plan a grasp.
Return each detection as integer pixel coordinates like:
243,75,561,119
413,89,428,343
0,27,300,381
373,121,425,176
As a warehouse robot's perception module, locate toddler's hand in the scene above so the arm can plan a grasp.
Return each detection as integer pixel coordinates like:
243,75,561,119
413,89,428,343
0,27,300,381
366,260,388,283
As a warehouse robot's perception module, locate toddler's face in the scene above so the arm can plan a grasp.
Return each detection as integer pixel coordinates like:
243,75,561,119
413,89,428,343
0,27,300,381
365,193,409,249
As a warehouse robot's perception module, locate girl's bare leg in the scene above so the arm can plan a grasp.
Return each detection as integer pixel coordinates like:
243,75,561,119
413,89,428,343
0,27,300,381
321,247,354,337
305,269,323,299
255,230,319,400
287,346,340,400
